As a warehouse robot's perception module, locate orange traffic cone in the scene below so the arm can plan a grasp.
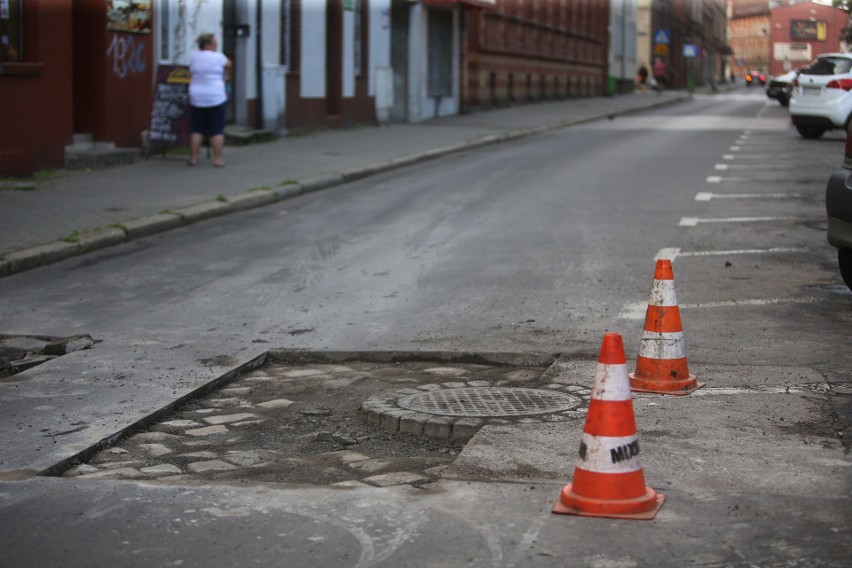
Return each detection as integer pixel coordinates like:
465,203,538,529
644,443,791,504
553,333,665,520
629,259,704,396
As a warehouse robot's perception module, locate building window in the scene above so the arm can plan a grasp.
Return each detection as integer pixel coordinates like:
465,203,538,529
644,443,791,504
159,0,171,61
280,0,289,66
353,0,361,75
0,0,23,62
427,9,453,97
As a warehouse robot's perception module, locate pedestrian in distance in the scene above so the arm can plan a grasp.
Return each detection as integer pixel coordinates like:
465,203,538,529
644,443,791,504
188,33,232,167
637,63,649,92
653,58,667,94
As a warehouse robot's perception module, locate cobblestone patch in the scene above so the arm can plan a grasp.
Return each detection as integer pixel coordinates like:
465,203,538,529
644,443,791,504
65,357,591,487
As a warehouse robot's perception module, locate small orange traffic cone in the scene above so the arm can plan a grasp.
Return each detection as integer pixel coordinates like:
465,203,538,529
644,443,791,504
629,259,704,396
553,333,665,520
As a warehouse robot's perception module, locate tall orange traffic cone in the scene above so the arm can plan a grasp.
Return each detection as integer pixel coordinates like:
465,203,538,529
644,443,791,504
553,333,665,520
629,259,704,396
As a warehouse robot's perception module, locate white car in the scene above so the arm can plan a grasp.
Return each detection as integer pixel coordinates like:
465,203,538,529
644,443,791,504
789,53,852,139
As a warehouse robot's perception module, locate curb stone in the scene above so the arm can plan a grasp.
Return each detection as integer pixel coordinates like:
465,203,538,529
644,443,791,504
122,213,184,239
5,241,80,273
76,227,128,253
298,174,345,193
272,184,302,200
226,190,278,211
174,200,234,223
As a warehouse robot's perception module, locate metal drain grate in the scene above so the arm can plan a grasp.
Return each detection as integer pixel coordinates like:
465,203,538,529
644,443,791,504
397,387,581,418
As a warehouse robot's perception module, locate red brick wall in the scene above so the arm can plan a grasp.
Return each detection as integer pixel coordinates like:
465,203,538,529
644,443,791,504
729,14,771,78
462,0,609,111
74,0,153,148
0,0,74,176
0,0,154,176
769,3,847,76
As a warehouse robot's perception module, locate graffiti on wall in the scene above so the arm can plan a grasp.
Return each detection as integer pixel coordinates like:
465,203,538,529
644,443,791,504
107,34,146,78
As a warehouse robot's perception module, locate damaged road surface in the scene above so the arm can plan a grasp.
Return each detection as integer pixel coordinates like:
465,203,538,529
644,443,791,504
2,353,850,568
64,355,565,486
1,92,851,566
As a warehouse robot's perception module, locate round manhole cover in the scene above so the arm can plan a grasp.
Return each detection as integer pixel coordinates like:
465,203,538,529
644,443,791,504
397,387,581,418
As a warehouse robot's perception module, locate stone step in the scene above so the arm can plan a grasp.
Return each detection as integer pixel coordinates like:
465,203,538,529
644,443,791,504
65,146,139,170
224,125,276,146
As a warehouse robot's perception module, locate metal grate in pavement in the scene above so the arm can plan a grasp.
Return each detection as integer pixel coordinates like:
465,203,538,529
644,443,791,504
397,387,581,418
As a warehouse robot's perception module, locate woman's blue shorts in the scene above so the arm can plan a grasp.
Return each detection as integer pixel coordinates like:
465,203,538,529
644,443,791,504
190,102,227,137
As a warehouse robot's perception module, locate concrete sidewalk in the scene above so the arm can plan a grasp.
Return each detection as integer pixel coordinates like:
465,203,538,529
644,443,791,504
0,90,691,277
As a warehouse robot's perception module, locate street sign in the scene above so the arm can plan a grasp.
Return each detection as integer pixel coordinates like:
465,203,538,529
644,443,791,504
653,29,670,45
654,44,669,56
683,44,700,58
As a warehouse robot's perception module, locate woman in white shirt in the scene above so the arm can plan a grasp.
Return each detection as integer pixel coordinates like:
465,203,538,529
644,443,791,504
188,33,232,167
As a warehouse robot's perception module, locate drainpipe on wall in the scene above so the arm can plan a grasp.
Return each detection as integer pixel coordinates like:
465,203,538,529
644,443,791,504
255,0,264,129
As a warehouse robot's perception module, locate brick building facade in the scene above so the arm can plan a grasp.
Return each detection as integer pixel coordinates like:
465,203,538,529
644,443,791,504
728,0,771,79
461,0,610,111
284,0,377,131
0,0,152,177
769,1,847,77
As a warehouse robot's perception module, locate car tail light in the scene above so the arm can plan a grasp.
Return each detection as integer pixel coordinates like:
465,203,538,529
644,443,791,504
826,78,852,91
793,78,799,87
759,74,765,81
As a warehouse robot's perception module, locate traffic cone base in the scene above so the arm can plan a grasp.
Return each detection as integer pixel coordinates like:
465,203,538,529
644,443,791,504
553,483,665,520
629,371,705,396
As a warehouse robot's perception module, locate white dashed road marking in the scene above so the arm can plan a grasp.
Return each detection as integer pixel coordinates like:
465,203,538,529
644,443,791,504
678,216,799,227
654,247,809,261
695,192,802,201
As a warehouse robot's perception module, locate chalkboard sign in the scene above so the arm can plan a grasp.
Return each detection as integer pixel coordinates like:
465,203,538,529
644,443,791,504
147,65,190,150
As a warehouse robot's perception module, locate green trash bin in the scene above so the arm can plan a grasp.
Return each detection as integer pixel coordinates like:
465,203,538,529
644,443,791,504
607,75,617,96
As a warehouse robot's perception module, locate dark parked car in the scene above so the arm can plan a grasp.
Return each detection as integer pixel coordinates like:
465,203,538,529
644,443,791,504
745,70,766,86
766,70,797,107
825,121,852,290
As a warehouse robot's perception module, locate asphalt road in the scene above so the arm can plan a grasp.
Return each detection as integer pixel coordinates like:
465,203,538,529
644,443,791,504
1,88,849,567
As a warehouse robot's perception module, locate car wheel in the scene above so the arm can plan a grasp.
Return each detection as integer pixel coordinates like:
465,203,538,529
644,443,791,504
779,96,790,108
795,124,826,139
839,248,852,291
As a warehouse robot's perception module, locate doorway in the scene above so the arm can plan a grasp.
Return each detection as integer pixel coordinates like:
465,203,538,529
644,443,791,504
222,0,237,124
326,0,343,116
390,0,409,122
